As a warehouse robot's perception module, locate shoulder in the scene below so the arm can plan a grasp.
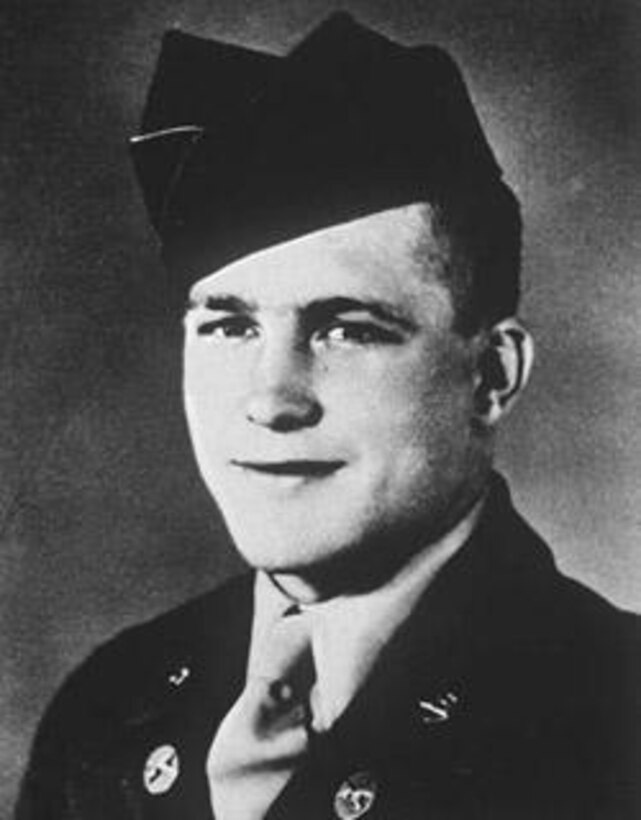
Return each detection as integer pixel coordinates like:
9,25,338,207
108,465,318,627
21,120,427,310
481,480,641,677
475,474,640,629
522,566,641,703
508,504,640,658
517,561,641,812
446,474,641,764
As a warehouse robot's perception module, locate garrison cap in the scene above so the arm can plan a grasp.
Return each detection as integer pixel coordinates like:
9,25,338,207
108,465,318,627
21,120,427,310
131,12,509,285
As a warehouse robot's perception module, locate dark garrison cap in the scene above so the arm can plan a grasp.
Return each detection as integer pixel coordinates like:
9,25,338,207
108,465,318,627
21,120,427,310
131,12,510,285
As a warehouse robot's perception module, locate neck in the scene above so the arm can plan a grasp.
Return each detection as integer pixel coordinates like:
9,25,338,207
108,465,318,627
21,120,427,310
271,485,489,605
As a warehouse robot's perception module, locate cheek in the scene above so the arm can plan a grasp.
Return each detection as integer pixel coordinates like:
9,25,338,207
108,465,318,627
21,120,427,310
352,369,476,520
183,346,250,433
327,349,473,455
183,351,254,477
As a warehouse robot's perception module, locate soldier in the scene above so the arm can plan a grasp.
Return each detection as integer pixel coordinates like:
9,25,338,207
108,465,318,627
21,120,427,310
17,13,641,819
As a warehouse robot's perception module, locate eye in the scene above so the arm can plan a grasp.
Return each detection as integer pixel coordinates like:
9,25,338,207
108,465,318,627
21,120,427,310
318,321,401,346
195,315,258,341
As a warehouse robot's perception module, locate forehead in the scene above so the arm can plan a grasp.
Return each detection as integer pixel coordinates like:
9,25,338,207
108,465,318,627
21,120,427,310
188,203,452,316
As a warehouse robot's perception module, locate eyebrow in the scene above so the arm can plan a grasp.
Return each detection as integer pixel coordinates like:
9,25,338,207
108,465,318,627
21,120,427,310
187,293,416,330
304,297,416,331
187,294,257,313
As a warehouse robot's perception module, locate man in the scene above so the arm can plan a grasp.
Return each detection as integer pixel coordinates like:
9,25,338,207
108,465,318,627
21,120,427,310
16,13,640,819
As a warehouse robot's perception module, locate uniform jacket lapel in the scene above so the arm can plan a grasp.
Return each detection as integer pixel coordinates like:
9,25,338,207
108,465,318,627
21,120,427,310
266,476,609,819
64,574,255,819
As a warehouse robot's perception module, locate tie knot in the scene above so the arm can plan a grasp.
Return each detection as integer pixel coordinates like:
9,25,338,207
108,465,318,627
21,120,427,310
250,610,315,704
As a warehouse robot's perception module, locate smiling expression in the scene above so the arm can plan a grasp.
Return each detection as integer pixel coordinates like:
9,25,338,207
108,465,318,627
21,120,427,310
183,204,487,596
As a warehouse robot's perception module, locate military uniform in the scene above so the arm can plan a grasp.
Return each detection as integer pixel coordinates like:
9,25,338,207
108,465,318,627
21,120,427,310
17,16,641,819
16,477,641,818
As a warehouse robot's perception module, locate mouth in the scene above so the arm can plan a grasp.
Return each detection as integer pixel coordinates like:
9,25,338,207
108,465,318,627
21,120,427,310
231,460,345,479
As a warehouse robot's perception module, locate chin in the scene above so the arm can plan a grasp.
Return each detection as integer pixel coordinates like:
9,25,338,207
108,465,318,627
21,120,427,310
228,523,341,573
227,515,422,601
220,505,364,575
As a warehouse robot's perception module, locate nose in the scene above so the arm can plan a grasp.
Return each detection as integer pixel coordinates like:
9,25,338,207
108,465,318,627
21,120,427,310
245,339,323,432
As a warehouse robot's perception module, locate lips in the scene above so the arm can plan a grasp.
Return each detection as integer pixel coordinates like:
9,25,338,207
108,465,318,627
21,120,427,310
231,459,345,478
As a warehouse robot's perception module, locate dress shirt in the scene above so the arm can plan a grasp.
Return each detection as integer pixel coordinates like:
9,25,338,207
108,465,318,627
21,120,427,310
247,499,484,732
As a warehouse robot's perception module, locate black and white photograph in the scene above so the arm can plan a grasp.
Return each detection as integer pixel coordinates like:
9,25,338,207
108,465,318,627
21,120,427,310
2,1,640,817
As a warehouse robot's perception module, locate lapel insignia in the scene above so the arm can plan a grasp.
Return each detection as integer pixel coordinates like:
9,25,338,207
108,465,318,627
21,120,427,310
418,690,460,724
334,771,378,820
168,665,191,687
143,744,180,795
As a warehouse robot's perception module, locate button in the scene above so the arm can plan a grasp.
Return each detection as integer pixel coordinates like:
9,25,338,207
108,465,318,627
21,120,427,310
334,771,378,820
143,744,180,795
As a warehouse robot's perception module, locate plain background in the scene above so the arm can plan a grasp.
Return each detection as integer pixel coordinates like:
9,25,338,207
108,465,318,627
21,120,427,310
1,0,640,813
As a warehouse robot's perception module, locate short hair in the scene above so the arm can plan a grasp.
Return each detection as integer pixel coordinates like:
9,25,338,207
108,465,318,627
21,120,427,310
418,181,522,336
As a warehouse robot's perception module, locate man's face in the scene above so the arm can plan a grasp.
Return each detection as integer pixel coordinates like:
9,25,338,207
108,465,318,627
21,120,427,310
183,204,484,593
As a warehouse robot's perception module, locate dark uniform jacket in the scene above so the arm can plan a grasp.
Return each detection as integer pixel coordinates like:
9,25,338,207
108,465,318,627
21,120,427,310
16,477,641,818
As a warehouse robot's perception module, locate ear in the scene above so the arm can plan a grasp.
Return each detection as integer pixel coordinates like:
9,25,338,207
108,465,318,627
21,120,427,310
474,318,534,426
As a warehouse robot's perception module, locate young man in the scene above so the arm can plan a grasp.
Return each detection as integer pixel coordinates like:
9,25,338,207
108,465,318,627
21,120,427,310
17,14,640,819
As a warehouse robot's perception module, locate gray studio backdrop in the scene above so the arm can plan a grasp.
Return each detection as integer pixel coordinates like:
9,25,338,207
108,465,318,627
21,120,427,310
1,0,640,813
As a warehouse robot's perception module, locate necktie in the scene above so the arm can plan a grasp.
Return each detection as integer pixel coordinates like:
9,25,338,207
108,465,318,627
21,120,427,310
207,610,315,819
